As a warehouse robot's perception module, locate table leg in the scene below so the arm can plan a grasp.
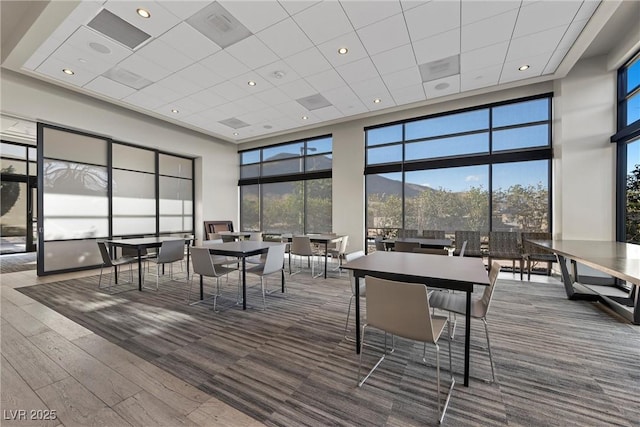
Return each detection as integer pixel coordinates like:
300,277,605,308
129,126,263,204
242,257,247,310
324,242,329,279
281,267,285,293
186,243,190,279
200,274,204,300
137,248,142,291
464,290,471,387
355,276,361,354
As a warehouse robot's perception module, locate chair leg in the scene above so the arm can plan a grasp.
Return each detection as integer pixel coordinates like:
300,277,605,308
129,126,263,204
483,317,496,383
358,326,389,387
344,295,354,340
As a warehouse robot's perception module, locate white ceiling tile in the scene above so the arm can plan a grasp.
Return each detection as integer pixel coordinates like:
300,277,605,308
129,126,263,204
237,110,272,126
122,90,166,109
505,26,566,63
84,75,137,99
35,56,98,86
278,0,321,16
156,1,209,20
349,76,391,101
233,95,270,114
277,101,309,116
118,52,173,82
500,52,550,83
66,1,105,26
405,0,461,42
51,43,116,75
461,0,520,26
196,106,229,121
136,38,193,73
413,28,460,65
181,112,214,128
103,1,181,37
229,72,274,94
460,42,509,72
372,44,416,76
325,86,369,115
156,73,201,97
200,50,250,80
225,35,279,70
187,87,228,108
368,95,396,111
461,9,518,52
306,69,346,92
24,36,65,70
558,19,589,51
218,1,288,33
312,106,343,121
336,57,379,85
424,74,460,99
382,67,422,90
575,0,601,21
139,82,182,103
317,32,368,67
254,87,291,106
256,18,314,59
166,96,209,115
292,1,353,44
211,80,251,100
278,79,316,99
460,64,501,91
255,60,301,87
543,47,570,74
341,1,402,29
400,1,424,12
213,101,248,119
390,84,426,105
155,103,196,119
177,63,225,89
158,22,221,62
513,1,582,38
67,26,133,63
284,47,332,77
357,14,410,56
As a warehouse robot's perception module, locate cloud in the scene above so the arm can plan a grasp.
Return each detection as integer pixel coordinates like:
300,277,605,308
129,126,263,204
421,183,432,188
465,175,480,182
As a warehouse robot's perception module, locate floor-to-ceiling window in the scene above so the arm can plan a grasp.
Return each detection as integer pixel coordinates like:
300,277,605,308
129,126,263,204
365,95,552,239
239,136,332,234
38,124,194,275
0,141,36,253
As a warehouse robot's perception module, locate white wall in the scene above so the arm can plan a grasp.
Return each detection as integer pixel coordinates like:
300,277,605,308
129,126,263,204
1,71,238,243
553,55,617,240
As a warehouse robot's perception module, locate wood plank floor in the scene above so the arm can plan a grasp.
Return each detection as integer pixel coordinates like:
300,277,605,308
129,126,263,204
2,257,639,426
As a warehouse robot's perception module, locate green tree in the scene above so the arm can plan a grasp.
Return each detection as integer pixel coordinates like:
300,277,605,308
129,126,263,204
626,164,640,243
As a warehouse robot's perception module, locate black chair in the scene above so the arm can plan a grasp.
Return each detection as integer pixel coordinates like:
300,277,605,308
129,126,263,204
521,232,555,280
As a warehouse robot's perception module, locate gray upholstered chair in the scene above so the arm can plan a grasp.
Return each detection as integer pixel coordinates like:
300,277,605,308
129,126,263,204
246,243,287,309
97,241,135,293
488,231,523,277
146,239,186,290
454,231,482,257
422,230,445,239
521,232,555,280
413,247,449,255
187,247,238,310
327,235,349,271
429,261,502,383
394,241,420,253
397,229,418,238
359,276,455,424
289,235,318,276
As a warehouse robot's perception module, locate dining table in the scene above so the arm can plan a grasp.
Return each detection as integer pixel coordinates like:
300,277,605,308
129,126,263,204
105,236,193,291
381,237,453,251
341,251,490,387
200,240,285,310
282,233,346,278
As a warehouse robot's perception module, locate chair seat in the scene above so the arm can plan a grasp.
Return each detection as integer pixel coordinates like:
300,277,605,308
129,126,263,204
429,291,485,318
431,315,449,342
489,251,521,259
525,253,556,262
112,256,136,266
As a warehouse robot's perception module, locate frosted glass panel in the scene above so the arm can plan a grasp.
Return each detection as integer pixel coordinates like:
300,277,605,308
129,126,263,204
160,216,183,232
113,144,155,172
43,127,107,165
43,240,102,272
113,170,155,213
113,217,156,235
159,154,192,178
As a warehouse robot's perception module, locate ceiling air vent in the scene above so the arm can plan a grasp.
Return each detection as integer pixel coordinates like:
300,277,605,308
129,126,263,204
419,55,460,83
103,67,153,90
88,9,151,50
296,94,332,111
187,2,252,49
219,117,250,129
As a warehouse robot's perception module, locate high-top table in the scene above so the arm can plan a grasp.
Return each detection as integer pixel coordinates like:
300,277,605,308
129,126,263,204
105,236,193,291
282,234,346,278
342,251,490,387
528,239,640,324
200,240,285,310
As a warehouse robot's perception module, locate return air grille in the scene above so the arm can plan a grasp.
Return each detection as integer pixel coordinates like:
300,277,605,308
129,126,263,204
88,9,151,49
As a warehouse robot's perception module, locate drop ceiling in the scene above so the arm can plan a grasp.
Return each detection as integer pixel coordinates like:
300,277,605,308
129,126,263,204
3,1,605,144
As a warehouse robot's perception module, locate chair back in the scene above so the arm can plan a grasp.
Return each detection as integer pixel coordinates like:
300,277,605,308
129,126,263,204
413,247,448,255
338,235,349,254
97,241,113,267
422,230,445,239
394,241,420,253
459,240,467,257
221,234,236,242
207,232,221,240
190,247,219,277
365,276,436,343
291,236,313,256
489,231,521,256
249,232,263,241
157,239,185,263
374,239,386,251
263,244,286,275
521,232,552,255
398,229,418,238
478,261,502,318
345,251,365,294
454,231,481,256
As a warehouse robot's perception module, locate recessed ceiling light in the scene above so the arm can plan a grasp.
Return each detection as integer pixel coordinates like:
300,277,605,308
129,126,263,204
373,98,381,104
137,8,151,18
233,132,239,136
302,116,308,120
62,68,74,75
171,109,179,114
435,82,450,90
248,80,256,86
338,47,348,55
518,64,530,71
